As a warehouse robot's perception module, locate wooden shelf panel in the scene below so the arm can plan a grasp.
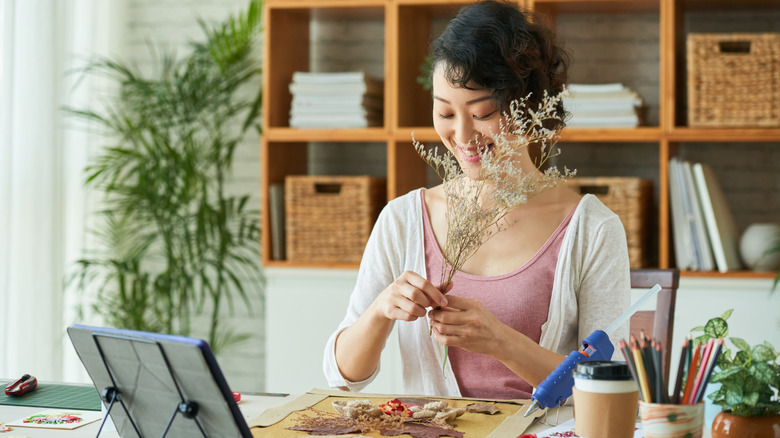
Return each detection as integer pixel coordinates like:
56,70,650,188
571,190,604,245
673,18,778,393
394,127,438,142
561,127,663,142
532,0,659,14
680,270,778,280
266,0,385,9
667,128,780,143
265,127,390,142
263,259,360,269
679,0,780,13
393,127,665,143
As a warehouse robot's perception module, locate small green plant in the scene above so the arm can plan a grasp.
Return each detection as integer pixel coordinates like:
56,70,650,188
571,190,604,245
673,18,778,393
692,309,780,417
416,54,434,91
66,0,265,353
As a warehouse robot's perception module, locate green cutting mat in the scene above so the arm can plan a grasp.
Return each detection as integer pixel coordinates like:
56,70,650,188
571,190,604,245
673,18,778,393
0,382,101,411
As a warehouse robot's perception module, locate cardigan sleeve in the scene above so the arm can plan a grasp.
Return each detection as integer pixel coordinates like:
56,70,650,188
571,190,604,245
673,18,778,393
576,200,632,356
541,194,631,358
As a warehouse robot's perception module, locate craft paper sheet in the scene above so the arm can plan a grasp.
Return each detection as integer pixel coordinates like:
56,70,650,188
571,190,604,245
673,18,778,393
5,409,102,430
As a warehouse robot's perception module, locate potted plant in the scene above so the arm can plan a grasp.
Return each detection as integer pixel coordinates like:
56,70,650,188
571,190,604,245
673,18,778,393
67,0,264,353
691,310,780,437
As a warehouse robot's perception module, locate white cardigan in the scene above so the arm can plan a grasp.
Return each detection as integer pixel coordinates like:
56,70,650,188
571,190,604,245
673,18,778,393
323,189,631,396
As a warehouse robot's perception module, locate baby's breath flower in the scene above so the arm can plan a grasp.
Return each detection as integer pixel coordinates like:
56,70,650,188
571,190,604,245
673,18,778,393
414,90,575,373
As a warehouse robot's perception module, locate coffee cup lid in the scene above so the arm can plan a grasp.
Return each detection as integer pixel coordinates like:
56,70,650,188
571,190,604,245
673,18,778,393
574,361,632,380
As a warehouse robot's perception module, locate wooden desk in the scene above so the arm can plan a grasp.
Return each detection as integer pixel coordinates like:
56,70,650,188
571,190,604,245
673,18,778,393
1,394,711,437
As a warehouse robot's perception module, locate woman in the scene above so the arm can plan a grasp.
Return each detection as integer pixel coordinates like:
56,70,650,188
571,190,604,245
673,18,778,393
323,0,630,399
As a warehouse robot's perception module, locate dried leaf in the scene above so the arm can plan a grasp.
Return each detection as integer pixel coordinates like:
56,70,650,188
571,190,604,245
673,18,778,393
381,423,465,438
464,403,500,415
288,424,363,435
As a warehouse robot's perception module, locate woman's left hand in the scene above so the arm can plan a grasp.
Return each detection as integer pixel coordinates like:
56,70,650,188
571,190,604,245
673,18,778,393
427,294,508,356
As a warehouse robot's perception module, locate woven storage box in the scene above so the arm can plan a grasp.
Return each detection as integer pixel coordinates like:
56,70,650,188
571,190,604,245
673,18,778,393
567,177,652,269
285,175,386,264
687,33,780,127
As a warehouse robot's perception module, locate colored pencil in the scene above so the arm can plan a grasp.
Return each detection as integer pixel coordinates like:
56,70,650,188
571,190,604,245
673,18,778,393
654,340,669,403
620,339,643,401
688,339,714,405
632,342,652,402
641,336,656,402
694,338,724,404
671,336,689,404
681,343,702,404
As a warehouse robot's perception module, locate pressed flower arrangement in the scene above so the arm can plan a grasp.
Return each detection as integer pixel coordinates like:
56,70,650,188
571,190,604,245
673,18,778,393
414,90,575,370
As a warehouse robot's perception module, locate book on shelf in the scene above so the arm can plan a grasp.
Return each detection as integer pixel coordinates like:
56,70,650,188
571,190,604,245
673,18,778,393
669,158,693,270
562,97,640,113
290,106,380,118
564,83,643,128
289,71,384,128
292,71,382,86
669,158,696,270
268,183,286,261
669,158,740,272
681,160,715,271
566,113,640,128
567,82,630,93
289,71,384,97
289,114,382,129
292,94,383,112
692,163,743,273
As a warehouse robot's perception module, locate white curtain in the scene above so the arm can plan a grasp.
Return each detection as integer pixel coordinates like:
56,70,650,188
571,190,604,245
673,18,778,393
0,0,126,382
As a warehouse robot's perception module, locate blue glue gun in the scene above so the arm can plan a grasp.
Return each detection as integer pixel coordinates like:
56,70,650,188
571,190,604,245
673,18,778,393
524,329,614,417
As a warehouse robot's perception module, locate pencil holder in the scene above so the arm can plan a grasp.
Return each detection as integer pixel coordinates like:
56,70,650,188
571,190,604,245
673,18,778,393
639,401,704,438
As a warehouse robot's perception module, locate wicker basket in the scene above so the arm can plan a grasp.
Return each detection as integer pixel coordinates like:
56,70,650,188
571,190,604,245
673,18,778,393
567,177,653,269
285,175,386,264
687,33,780,127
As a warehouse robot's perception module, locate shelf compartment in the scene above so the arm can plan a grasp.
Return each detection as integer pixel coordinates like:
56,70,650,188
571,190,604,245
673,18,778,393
668,128,780,142
263,3,387,130
395,3,467,129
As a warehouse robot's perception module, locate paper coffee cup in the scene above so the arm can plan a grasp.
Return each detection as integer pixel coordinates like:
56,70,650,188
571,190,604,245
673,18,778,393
573,361,639,438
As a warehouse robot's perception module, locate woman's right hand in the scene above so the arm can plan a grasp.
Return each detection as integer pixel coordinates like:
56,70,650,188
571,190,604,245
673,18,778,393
334,271,449,383
369,271,449,322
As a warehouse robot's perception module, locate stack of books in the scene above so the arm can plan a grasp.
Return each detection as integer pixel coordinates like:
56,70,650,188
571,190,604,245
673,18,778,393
288,71,383,129
564,83,644,128
668,157,742,272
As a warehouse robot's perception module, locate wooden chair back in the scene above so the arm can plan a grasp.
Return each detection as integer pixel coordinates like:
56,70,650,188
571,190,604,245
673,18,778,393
629,269,680,383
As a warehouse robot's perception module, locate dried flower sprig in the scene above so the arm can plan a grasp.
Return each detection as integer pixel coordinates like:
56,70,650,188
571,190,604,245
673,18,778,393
414,90,576,373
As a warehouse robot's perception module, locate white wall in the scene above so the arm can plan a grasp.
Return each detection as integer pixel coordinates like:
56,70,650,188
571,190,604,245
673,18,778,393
264,268,403,395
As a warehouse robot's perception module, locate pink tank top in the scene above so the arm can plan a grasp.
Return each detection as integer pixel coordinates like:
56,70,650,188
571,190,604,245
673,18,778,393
421,190,575,399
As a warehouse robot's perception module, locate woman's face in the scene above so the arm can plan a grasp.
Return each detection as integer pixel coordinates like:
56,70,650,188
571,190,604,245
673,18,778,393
431,66,502,179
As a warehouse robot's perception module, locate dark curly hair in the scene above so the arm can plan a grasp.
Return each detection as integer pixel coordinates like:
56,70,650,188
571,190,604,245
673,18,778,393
430,0,569,130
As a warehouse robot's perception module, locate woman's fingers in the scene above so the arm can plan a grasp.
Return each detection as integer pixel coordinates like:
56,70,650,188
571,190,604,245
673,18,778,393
404,272,449,307
428,295,503,353
378,271,448,321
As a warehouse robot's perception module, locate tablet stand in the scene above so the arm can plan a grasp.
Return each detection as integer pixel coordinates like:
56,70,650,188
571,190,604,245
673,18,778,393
91,333,208,438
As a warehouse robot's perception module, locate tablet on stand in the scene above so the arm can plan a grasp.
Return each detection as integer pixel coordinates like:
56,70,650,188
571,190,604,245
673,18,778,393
67,324,253,438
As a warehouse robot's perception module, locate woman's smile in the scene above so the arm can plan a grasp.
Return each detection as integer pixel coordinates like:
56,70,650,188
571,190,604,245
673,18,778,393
457,142,495,163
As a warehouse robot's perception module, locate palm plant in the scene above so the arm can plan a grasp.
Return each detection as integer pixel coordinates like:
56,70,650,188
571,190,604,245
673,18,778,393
67,0,264,353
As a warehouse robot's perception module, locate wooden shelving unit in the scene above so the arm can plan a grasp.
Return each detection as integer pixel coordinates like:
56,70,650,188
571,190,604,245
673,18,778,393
260,0,780,279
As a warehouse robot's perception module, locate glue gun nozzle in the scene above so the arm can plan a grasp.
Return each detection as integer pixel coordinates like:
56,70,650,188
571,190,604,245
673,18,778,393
523,400,541,417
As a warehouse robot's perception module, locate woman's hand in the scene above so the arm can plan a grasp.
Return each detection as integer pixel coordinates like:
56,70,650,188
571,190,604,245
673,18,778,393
369,271,449,322
427,294,507,356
